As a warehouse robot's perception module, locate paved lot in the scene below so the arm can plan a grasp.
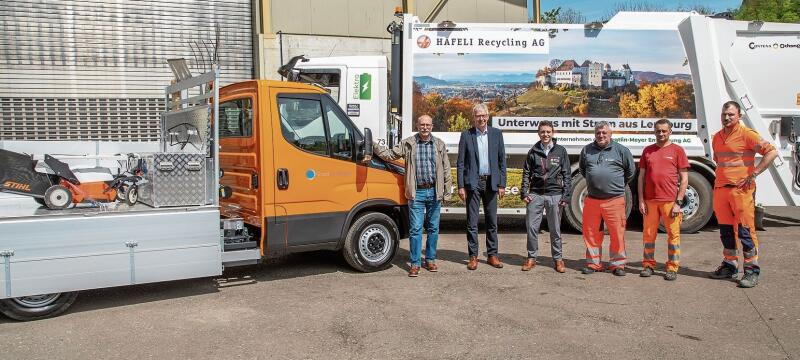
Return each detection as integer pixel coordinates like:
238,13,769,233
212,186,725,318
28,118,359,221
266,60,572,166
1,208,799,359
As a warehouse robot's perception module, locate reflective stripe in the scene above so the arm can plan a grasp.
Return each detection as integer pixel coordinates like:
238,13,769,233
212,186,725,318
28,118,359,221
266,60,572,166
743,249,758,259
643,242,656,249
667,244,680,251
609,259,626,266
610,251,626,259
723,259,738,267
715,151,756,157
643,253,654,260
723,249,738,256
586,247,601,257
718,161,755,167
668,254,680,261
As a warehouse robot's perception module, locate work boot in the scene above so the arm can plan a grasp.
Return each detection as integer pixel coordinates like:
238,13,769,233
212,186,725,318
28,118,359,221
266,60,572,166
521,258,536,271
738,270,760,288
581,267,595,275
664,271,678,281
708,263,738,280
422,260,438,272
612,268,626,277
640,267,654,277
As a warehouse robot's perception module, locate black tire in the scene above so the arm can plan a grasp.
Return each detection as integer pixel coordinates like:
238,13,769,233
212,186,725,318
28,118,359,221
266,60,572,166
0,292,78,321
658,170,713,233
564,173,633,232
33,197,47,206
116,185,128,201
342,212,399,272
43,185,72,210
124,185,138,206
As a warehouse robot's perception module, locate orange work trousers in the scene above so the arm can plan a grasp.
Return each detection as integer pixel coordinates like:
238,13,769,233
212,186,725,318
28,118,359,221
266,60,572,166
582,196,627,271
642,200,682,272
713,186,759,271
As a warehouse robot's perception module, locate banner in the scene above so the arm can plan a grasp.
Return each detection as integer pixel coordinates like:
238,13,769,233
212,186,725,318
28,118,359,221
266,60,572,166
493,117,698,133
412,30,549,54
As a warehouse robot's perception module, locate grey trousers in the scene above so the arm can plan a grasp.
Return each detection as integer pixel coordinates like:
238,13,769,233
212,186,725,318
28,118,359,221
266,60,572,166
525,193,563,260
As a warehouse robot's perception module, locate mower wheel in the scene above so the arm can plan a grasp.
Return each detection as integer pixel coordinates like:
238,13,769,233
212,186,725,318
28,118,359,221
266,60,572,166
33,197,47,207
124,185,138,206
44,185,72,209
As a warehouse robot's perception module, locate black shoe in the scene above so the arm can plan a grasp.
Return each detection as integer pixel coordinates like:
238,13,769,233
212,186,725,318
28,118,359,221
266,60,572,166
640,267,654,277
738,271,760,288
581,267,595,274
612,268,626,276
708,264,738,280
664,271,678,281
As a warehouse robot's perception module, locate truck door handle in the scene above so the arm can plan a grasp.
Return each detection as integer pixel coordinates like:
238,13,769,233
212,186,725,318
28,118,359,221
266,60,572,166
277,168,289,190
251,172,259,189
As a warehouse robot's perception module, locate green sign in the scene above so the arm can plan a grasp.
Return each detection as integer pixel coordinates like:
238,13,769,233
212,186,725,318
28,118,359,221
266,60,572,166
358,73,371,100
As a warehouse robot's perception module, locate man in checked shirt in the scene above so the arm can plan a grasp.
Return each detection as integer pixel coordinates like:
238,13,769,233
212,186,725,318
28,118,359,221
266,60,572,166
376,115,452,277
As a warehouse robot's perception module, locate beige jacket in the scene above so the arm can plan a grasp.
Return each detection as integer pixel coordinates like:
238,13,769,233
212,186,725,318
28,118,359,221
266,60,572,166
376,134,452,201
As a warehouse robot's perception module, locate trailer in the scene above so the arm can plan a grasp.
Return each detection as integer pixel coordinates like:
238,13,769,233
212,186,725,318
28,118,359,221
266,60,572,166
293,12,800,233
0,62,408,320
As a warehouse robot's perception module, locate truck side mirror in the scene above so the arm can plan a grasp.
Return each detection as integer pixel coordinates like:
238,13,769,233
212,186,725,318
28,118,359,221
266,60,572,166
359,128,373,163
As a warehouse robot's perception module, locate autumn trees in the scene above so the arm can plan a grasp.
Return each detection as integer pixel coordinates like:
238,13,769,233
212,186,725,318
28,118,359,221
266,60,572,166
618,80,695,118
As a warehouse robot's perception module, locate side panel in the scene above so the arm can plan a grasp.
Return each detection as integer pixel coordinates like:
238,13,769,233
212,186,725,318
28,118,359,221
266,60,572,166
0,209,221,299
269,88,369,247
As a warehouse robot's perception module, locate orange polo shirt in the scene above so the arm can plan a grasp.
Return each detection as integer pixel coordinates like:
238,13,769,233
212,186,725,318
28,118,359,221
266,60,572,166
712,123,775,187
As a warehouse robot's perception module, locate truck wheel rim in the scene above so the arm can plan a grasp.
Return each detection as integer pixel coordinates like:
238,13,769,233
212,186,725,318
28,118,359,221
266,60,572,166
48,189,70,207
681,186,700,219
12,293,61,308
359,225,391,263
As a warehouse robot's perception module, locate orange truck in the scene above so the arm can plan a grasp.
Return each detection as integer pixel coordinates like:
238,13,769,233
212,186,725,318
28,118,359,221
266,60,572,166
217,80,409,272
0,69,408,321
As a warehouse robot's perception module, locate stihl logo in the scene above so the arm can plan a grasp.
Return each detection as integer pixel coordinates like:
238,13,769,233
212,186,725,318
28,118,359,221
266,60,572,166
3,181,31,191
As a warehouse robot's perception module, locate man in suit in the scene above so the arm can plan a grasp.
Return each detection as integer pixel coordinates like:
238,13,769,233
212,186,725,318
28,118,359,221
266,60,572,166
457,103,507,270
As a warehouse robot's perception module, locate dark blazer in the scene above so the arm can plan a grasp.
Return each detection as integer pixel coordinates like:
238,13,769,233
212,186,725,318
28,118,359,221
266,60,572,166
457,126,507,191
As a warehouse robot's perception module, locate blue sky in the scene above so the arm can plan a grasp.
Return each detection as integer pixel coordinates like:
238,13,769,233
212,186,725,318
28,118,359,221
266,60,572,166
415,29,688,79
544,0,742,21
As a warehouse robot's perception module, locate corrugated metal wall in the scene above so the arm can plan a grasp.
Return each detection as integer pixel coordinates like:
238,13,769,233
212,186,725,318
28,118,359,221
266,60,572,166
0,0,254,141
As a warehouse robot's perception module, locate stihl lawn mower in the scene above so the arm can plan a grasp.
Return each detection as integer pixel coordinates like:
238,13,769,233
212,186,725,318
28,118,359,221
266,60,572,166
0,149,142,209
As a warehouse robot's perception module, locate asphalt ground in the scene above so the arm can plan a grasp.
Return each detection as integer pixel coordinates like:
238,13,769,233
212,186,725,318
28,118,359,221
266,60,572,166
1,207,799,359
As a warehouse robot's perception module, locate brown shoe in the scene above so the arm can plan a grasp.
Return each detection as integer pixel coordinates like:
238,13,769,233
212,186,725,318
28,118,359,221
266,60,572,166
467,256,478,270
408,266,420,277
521,258,536,271
423,261,438,272
554,260,566,273
487,255,504,268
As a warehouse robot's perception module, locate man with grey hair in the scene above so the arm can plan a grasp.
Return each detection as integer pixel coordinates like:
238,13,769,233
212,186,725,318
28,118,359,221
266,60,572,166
578,121,635,276
376,114,452,277
457,103,507,270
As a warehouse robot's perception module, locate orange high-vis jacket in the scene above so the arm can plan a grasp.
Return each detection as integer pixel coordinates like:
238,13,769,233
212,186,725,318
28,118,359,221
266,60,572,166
712,123,776,187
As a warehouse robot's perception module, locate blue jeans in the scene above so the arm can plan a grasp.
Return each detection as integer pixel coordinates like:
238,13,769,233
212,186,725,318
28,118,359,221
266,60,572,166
408,187,441,266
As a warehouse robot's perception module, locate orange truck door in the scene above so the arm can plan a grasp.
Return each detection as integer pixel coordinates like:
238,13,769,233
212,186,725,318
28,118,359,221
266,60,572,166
269,89,368,248
219,84,275,252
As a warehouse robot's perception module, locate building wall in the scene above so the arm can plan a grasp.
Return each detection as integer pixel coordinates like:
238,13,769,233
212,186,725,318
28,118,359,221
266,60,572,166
261,0,529,80
1,0,254,141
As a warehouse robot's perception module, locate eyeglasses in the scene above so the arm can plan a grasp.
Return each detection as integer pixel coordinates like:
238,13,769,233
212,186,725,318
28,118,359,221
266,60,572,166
475,114,489,118
418,123,433,127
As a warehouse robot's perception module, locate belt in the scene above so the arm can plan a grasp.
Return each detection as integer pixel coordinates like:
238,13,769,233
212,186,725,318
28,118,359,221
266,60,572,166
417,183,434,189
531,188,548,195
479,174,490,180
722,184,737,188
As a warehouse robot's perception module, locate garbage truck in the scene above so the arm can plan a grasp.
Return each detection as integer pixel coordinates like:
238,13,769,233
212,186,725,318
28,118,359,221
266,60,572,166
292,11,800,233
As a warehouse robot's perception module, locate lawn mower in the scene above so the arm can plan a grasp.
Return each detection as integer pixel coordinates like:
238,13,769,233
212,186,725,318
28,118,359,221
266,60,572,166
0,149,142,209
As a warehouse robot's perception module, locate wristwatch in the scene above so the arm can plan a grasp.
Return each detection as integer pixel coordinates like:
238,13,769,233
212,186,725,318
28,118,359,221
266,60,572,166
675,198,685,207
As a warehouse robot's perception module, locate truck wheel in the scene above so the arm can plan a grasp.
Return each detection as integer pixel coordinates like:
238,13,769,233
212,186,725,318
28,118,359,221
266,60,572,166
660,170,713,233
342,212,399,272
0,292,78,321
44,185,72,209
124,185,138,206
564,174,633,232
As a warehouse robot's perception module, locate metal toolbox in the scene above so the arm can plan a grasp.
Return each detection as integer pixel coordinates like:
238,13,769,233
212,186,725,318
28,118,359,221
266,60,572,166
139,152,207,207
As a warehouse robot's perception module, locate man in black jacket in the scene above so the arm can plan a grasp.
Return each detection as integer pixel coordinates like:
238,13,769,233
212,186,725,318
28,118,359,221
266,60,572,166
520,120,572,273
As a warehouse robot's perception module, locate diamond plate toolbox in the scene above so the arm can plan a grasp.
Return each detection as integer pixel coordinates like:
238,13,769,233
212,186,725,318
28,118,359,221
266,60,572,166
139,153,207,207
